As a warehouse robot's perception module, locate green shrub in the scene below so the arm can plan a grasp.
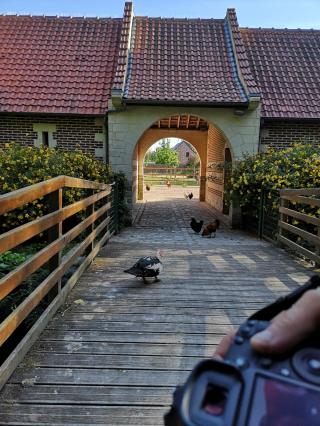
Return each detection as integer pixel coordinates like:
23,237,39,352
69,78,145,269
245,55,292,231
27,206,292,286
226,144,320,211
0,143,128,232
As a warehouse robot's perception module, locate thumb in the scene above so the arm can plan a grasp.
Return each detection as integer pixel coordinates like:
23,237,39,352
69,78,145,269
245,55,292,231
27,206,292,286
251,289,320,354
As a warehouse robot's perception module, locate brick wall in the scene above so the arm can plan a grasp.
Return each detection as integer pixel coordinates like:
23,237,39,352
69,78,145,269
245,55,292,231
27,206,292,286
0,114,106,160
260,120,320,150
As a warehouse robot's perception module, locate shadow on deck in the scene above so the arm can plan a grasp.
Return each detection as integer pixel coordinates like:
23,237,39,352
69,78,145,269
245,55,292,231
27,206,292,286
0,186,314,425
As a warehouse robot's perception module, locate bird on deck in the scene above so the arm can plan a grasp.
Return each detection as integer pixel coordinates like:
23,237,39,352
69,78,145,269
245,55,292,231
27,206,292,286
190,218,204,234
124,250,164,283
166,180,171,188
201,219,220,238
185,192,193,200
146,184,150,191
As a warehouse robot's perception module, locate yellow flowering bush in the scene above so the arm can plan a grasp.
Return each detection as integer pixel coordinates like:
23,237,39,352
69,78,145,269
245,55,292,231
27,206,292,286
0,143,127,232
226,144,320,211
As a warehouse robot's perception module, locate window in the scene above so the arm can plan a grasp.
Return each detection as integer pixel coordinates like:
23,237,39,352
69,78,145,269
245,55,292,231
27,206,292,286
42,131,49,147
186,152,190,158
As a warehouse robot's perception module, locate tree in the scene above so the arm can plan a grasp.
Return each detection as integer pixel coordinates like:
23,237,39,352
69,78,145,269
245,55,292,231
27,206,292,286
152,141,179,166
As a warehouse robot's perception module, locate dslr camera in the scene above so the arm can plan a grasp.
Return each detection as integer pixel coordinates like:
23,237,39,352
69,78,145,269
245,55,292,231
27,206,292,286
164,275,320,426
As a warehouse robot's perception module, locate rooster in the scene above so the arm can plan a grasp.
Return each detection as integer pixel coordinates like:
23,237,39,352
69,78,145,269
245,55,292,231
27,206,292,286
166,180,171,188
146,184,150,191
124,250,164,283
190,218,203,234
185,192,193,200
201,219,220,238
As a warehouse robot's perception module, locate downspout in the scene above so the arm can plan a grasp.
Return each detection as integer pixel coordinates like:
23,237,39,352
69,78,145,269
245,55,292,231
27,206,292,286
104,114,109,165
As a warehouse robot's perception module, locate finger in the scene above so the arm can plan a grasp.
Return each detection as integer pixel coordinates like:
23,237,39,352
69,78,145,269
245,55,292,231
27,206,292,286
213,331,236,359
251,289,320,354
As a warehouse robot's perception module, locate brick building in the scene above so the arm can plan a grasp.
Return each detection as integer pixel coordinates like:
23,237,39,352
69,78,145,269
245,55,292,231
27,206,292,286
172,141,198,166
0,2,319,220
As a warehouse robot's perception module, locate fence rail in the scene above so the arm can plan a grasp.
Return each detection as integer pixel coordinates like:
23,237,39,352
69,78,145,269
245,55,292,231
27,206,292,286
278,188,320,265
0,175,116,389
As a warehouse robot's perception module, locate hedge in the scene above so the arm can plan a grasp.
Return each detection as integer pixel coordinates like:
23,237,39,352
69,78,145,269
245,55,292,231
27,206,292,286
0,143,129,233
226,144,320,211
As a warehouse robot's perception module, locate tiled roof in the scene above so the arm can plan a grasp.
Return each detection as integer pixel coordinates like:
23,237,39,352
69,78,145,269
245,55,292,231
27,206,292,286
0,15,122,115
124,17,248,105
241,28,320,119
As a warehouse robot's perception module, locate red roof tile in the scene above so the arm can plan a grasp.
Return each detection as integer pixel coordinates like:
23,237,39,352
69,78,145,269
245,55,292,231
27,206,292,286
124,17,248,105
241,28,320,119
0,15,122,115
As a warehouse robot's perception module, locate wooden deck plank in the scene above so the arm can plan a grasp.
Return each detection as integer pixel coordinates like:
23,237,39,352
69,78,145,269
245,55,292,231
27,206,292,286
20,353,205,370
32,341,216,357
1,384,174,405
0,187,314,425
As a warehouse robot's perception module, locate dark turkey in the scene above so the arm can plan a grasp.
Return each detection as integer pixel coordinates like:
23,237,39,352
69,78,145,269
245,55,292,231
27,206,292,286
124,255,163,283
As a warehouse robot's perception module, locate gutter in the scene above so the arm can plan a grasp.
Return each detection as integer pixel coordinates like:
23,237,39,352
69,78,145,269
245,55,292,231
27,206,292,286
123,99,249,108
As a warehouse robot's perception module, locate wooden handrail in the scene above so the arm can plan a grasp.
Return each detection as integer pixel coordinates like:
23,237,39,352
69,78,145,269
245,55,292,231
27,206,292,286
0,175,116,389
0,175,109,215
0,188,111,255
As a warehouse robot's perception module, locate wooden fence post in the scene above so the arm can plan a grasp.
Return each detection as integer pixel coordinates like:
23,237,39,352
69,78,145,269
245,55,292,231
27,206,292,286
47,188,62,294
85,189,95,255
113,182,119,234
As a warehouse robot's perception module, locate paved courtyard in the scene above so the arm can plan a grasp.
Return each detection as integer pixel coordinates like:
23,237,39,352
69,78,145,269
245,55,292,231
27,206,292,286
0,186,313,425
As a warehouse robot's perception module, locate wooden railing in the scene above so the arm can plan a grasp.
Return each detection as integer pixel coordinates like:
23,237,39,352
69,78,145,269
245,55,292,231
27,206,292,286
0,176,116,389
278,188,320,265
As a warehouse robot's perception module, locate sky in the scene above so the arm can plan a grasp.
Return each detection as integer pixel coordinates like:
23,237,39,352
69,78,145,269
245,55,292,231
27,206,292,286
1,0,320,29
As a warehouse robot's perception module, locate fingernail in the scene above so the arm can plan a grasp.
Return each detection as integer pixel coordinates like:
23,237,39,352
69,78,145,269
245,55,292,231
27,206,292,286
251,329,273,345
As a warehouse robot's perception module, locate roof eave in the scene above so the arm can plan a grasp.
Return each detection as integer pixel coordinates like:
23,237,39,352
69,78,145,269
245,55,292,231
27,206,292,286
124,99,249,108
262,115,320,122
0,110,106,118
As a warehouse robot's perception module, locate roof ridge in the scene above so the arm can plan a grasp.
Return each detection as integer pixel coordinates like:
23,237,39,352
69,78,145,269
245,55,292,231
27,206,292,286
0,14,118,20
135,16,224,21
110,2,134,107
240,26,320,32
225,9,260,99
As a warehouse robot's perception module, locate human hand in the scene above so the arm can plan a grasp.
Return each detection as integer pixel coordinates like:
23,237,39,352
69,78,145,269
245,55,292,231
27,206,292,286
214,288,320,358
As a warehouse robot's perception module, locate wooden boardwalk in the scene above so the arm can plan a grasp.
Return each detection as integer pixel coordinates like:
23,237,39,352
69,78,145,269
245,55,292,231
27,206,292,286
0,186,313,425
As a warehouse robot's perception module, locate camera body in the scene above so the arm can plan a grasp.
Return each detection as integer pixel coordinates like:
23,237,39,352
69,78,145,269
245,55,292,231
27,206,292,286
164,276,320,426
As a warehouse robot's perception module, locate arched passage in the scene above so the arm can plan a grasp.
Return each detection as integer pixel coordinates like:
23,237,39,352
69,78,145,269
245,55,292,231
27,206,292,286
132,114,232,212
108,104,260,225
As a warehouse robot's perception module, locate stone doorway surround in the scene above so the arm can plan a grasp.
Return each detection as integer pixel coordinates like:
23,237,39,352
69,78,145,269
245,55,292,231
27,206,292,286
108,104,261,224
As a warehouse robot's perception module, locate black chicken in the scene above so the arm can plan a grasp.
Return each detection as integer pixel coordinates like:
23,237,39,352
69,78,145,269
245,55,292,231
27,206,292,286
190,218,204,234
185,192,193,200
201,219,220,238
146,184,150,191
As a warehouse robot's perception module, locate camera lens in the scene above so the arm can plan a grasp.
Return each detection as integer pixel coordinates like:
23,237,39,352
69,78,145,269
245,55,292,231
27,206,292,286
202,385,227,416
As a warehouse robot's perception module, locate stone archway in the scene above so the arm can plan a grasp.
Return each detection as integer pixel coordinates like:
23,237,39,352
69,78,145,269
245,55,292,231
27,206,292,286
108,104,260,223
